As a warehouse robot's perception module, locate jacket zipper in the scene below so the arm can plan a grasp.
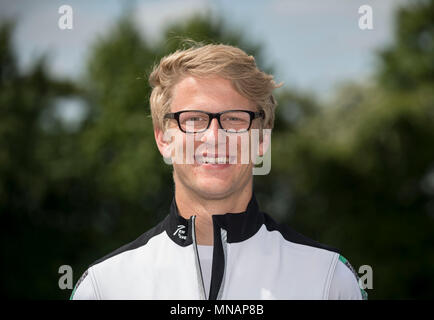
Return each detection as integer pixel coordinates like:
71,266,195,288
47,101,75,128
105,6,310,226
192,215,228,300
191,215,207,300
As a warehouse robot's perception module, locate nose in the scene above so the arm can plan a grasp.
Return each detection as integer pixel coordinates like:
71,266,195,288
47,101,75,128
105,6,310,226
198,117,222,150
208,118,221,135
198,117,219,137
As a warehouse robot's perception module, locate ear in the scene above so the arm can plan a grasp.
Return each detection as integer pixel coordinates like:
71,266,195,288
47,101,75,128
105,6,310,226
154,126,173,159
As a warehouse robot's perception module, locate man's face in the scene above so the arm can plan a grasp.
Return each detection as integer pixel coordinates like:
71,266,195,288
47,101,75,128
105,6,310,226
155,75,262,200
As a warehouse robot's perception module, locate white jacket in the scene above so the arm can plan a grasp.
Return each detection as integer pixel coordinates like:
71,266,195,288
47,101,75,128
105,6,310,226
71,194,367,300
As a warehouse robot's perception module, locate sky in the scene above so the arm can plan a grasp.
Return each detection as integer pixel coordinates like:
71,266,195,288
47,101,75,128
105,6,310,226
0,0,410,101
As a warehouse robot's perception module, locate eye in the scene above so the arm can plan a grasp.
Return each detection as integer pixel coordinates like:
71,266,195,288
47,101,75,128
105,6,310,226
187,116,206,121
222,116,248,122
179,112,209,124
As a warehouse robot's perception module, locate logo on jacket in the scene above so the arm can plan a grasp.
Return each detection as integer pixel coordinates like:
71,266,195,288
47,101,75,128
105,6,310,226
173,225,187,240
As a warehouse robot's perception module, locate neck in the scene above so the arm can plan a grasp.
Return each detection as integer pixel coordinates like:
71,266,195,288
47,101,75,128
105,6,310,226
174,180,253,246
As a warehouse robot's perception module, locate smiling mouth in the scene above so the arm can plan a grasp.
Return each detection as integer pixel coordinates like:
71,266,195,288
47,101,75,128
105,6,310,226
194,155,236,165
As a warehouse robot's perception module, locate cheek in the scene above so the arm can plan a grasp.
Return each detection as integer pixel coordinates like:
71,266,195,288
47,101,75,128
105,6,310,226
227,134,255,164
169,134,193,164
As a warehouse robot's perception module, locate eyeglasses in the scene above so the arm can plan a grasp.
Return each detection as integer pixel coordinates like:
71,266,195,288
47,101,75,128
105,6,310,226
164,109,265,133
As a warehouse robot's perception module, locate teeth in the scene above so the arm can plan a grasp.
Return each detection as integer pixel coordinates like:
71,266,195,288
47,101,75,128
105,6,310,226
199,157,229,164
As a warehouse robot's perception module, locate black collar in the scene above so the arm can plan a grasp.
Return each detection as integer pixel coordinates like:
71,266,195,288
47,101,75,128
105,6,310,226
165,193,264,246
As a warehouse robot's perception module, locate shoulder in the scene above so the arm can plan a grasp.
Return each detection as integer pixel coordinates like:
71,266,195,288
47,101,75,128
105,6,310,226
328,255,368,300
70,217,168,300
261,215,368,299
91,217,167,268
262,212,340,254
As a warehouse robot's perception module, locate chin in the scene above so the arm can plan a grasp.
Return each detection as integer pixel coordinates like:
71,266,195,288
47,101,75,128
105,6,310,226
173,164,252,199
194,179,234,199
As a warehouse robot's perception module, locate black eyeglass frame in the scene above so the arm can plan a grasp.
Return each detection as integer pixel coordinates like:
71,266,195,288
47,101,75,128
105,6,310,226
164,109,265,133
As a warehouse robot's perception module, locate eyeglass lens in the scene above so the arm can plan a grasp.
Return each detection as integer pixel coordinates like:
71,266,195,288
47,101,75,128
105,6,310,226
179,111,251,133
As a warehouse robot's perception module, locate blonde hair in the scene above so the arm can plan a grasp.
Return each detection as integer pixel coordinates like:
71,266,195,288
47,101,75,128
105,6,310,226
148,43,282,130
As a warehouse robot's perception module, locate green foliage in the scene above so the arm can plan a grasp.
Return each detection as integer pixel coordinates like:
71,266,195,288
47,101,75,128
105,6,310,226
258,0,434,299
269,85,434,298
0,21,81,298
265,0,434,298
378,0,434,90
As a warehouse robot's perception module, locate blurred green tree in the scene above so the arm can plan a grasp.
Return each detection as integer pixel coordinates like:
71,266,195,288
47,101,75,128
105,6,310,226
0,21,81,298
267,0,434,299
378,0,434,91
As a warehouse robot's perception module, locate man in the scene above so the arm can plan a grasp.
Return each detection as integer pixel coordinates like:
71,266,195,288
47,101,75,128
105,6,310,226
70,44,367,300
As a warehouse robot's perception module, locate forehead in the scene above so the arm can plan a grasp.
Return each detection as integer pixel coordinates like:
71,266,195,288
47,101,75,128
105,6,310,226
170,75,254,113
